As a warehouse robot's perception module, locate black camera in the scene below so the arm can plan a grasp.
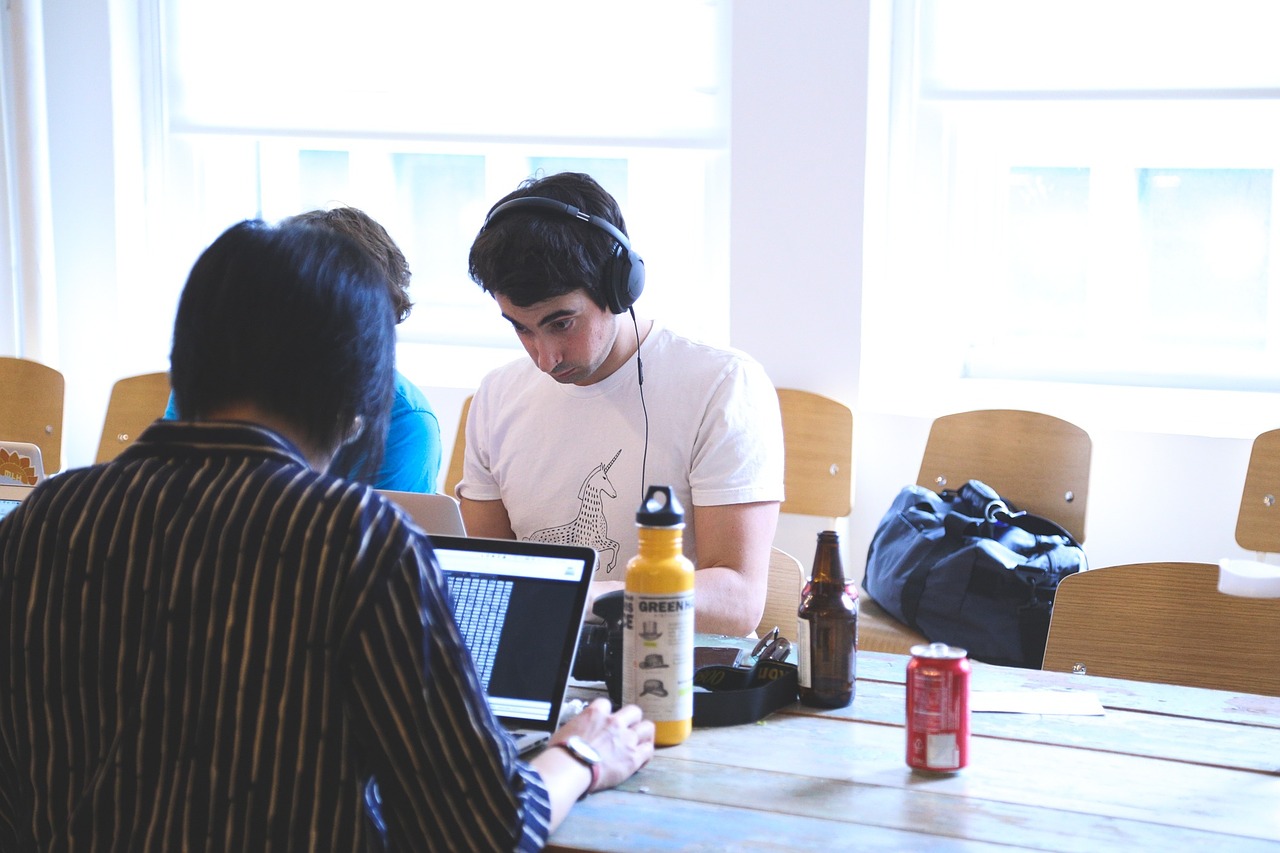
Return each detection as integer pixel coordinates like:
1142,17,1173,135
572,589,624,707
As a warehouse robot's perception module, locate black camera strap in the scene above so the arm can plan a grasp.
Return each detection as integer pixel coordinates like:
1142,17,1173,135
692,658,798,727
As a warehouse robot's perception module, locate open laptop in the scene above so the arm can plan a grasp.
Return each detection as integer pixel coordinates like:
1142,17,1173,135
0,482,35,523
378,490,467,536
430,534,597,754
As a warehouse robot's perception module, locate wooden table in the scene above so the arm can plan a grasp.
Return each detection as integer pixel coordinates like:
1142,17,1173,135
549,649,1280,851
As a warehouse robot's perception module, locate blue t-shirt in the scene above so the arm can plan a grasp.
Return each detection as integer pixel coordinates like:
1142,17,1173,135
164,370,442,492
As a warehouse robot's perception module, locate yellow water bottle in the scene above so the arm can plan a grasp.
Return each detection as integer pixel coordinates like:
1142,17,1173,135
622,485,695,746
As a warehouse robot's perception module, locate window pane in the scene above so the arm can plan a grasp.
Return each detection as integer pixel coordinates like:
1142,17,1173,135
528,157,629,210
297,151,352,212
389,153,494,344
1006,167,1090,314
1139,168,1271,349
922,0,1280,93
146,1,729,383
165,0,726,140
878,0,1280,406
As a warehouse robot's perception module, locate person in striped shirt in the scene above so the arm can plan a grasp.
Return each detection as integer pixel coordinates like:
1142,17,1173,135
0,218,654,851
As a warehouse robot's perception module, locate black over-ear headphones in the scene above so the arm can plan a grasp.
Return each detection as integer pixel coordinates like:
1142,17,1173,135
482,196,646,314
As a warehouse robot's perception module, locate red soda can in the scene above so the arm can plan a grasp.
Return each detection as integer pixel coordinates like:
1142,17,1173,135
905,642,970,772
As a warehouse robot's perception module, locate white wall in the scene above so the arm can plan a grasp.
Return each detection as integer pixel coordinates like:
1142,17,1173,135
36,0,1275,582
39,0,125,467
728,1,869,569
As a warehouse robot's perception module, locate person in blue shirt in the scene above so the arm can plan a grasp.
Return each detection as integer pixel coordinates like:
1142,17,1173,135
164,206,442,492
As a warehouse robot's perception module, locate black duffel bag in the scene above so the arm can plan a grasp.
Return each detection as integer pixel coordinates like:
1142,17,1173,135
863,479,1087,668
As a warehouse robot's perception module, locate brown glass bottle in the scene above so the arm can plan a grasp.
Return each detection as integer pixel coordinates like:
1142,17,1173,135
797,530,858,708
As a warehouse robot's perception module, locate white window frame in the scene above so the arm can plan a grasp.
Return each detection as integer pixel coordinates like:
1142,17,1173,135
132,0,731,390
863,0,1280,439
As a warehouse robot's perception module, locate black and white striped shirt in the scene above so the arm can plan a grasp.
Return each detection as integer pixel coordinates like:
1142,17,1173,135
0,422,551,851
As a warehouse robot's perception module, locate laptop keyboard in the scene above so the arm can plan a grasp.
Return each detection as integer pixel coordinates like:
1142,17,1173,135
446,575,513,688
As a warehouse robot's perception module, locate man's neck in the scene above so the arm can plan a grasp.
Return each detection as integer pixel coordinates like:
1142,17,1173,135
590,314,653,385
200,402,333,471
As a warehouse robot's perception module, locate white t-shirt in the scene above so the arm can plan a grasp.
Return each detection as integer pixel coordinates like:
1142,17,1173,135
459,323,785,579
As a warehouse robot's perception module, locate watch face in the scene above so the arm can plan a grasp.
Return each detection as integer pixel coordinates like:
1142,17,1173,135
566,736,601,765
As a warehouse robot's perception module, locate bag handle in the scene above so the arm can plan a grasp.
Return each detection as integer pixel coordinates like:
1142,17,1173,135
948,480,1079,544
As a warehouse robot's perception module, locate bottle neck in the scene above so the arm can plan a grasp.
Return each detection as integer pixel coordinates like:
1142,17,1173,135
637,525,685,559
811,532,847,586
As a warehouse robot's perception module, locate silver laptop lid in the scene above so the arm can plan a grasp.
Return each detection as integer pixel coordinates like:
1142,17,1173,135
378,490,467,537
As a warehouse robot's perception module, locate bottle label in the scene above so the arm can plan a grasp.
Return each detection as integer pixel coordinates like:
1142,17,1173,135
797,619,812,688
622,591,695,723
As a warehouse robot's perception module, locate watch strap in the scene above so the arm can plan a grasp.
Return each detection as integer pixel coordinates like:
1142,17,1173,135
556,740,602,799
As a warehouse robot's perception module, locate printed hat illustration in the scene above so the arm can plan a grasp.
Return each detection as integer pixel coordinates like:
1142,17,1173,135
639,621,662,641
640,679,667,697
638,653,668,669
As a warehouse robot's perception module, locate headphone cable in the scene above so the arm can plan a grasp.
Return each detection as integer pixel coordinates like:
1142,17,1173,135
630,307,649,502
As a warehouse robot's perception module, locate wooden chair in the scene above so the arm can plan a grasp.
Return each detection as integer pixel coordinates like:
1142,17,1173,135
774,388,929,653
0,356,65,474
861,409,1092,654
777,388,852,522
1042,562,1280,696
915,409,1091,542
443,394,473,497
95,372,171,463
757,547,804,639
1236,428,1280,555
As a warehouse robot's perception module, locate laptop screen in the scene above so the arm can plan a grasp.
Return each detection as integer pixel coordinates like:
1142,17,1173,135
430,535,596,733
0,500,21,523
0,484,34,524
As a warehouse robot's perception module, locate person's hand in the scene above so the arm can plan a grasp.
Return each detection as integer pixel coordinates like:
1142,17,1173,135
550,698,654,794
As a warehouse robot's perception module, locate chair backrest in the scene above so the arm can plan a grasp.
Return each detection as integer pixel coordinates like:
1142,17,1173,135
1042,562,1280,696
0,356,65,474
757,546,804,639
1236,428,1280,554
773,388,931,651
916,409,1091,542
776,388,853,520
96,372,171,463
443,394,473,497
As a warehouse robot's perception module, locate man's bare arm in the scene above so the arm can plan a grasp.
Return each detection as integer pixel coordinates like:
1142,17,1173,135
687,500,780,636
460,497,517,540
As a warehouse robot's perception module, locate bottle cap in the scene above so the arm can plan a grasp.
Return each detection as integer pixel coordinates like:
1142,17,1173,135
636,485,684,527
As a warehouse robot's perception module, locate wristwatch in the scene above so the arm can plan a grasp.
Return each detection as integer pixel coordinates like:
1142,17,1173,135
557,735,602,799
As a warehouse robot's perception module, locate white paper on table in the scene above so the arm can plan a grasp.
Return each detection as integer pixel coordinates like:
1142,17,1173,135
970,690,1105,716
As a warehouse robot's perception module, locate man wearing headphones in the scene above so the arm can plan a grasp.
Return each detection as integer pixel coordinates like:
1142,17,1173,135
460,172,784,636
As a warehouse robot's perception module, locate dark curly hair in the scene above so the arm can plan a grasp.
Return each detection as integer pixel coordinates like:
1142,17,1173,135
286,206,414,323
468,172,628,310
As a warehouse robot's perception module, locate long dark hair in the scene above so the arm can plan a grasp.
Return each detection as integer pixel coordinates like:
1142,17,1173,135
169,219,395,468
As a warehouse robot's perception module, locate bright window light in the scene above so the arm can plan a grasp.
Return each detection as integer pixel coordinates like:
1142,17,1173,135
140,1,729,387
867,0,1280,435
